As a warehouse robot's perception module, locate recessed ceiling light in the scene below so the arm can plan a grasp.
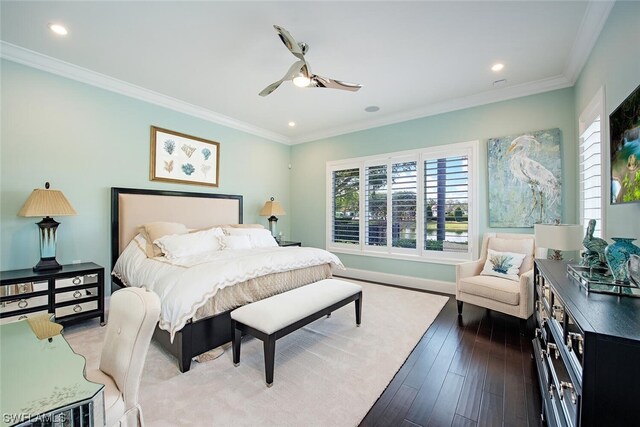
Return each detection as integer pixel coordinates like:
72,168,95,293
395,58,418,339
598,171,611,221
491,63,504,72
48,23,68,36
364,106,380,113
288,121,296,127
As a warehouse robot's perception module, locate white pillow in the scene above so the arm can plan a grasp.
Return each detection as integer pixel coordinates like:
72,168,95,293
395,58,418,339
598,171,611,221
480,249,526,281
221,235,252,250
154,227,224,259
224,228,278,248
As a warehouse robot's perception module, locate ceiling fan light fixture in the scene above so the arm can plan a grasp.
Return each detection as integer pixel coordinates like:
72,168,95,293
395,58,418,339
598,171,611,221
293,74,311,87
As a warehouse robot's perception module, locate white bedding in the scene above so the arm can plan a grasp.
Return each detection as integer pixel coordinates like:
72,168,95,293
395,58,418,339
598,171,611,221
113,235,344,340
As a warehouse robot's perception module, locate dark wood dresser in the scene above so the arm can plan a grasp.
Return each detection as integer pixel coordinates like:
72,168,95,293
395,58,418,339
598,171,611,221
533,259,640,427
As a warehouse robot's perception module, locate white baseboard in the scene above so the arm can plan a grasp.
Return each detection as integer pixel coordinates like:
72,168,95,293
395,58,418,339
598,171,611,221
333,267,455,295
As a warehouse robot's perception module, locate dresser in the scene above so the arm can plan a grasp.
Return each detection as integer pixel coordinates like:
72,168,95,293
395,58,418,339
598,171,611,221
533,259,640,427
0,262,104,326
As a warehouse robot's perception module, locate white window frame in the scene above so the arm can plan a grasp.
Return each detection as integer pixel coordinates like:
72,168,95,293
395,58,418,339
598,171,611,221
326,140,479,264
578,87,606,239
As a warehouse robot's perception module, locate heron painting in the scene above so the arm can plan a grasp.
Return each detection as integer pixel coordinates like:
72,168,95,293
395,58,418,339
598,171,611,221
488,128,562,227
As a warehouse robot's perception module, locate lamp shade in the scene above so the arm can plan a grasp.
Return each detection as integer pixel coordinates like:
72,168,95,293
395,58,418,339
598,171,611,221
18,188,77,217
259,198,286,217
534,223,583,251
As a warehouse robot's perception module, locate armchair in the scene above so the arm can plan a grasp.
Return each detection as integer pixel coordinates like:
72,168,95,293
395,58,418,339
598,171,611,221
456,232,536,321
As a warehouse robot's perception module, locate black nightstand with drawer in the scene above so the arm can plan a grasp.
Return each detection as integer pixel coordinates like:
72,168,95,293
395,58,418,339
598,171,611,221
278,240,301,247
0,262,105,326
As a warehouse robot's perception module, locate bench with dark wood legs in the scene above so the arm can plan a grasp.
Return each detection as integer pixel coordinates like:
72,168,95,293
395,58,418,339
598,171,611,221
230,279,362,387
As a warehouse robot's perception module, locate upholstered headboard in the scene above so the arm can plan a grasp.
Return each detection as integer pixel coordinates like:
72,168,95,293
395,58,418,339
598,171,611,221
110,187,243,281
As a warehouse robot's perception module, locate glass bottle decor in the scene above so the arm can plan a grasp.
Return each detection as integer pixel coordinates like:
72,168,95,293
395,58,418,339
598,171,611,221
604,238,640,283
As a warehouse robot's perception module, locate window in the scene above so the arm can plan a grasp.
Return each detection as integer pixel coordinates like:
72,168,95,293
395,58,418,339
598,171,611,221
327,141,479,263
424,155,469,254
579,88,605,238
331,168,359,244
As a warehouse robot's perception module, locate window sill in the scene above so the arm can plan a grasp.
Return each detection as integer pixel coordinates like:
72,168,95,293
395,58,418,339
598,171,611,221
327,247,470,265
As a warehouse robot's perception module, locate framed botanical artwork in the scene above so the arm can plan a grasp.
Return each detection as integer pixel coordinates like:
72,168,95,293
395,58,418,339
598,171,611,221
609,83,640,205
487,128,562,227
150,126,220,187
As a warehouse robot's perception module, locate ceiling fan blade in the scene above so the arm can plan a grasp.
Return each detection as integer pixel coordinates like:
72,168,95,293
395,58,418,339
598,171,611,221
259,60,307,97
259,80,283,97
273,25,306,60
310,75,362,92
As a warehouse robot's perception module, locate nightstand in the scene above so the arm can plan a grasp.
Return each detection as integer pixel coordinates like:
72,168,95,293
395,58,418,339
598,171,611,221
278,240,301,247
0,262,105,326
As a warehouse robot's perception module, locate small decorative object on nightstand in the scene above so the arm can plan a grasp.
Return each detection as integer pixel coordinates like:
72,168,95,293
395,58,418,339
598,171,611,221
17,182,77,271
0,262,105,326
278,240,301,247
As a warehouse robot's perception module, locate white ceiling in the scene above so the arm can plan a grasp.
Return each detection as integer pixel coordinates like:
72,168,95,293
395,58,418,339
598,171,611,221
0,1,613,145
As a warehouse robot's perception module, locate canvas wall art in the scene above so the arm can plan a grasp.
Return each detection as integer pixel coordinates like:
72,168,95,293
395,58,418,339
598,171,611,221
487,128,562,227
610,83,640,205
150,126,220,187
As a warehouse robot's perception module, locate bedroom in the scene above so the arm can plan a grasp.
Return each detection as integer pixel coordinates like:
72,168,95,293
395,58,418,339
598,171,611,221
1,1,640,426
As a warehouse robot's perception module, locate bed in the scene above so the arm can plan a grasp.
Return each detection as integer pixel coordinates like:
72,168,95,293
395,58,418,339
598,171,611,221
110,187,341,372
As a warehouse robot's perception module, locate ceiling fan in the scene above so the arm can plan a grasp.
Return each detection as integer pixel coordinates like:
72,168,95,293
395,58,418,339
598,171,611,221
259,25,362,97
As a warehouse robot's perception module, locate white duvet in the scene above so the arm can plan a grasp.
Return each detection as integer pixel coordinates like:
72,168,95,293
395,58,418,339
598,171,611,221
113,236,344,340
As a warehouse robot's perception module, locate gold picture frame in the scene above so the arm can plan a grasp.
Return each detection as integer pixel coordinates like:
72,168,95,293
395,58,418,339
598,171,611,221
150,126,220,187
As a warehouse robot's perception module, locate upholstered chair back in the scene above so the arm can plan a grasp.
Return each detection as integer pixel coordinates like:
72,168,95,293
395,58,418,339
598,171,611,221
99,287,160,409
479,232,536,274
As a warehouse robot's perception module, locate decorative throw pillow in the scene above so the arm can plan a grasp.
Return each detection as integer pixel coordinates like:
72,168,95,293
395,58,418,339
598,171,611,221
481,249,526,281
154,227,224,259
487,237,534,274
138,222,189,257
224,228,278,248
221,235,252,250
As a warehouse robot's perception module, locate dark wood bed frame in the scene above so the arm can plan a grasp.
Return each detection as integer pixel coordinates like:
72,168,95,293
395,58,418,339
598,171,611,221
110,187,243,372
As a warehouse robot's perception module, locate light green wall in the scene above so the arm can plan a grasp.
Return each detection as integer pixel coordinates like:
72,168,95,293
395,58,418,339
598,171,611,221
290,88,576,283
574,0,640,241
0,60,290,279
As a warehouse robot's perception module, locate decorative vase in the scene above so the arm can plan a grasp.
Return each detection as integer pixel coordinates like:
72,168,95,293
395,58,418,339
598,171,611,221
604,238,640,283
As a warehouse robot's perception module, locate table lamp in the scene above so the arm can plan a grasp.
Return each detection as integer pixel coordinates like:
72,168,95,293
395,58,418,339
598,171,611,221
259,197,286,239
18,182,77,271
534,223,583,261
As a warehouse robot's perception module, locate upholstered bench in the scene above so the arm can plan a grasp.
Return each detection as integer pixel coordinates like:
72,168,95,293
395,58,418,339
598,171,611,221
230,278,362,387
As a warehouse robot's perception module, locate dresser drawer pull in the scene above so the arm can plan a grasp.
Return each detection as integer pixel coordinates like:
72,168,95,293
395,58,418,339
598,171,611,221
552,305,564,320
73,290,82,299
72,277,81,285
17,299,28,308
549,383,556,399
73,304,82,313
18,315,27,320
567,332,584,355
547,343,560,359
560,381,577,404
540,348,547,361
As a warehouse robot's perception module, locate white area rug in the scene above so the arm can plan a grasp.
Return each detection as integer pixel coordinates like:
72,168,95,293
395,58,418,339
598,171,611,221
65,281,448,427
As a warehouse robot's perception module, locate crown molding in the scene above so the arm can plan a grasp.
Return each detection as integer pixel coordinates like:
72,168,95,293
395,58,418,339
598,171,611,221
563,1,614,84
290,74,573,144
0,41,292,145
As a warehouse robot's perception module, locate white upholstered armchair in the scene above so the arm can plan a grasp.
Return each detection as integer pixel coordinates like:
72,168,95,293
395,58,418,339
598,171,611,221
85,287,160,427
456,232,536,321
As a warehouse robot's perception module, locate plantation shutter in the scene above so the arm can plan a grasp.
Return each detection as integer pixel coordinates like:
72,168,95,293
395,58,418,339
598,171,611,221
331,168,360,245
365,164,387,247
391,160,418,248
579,116,603,238
424,155,469,253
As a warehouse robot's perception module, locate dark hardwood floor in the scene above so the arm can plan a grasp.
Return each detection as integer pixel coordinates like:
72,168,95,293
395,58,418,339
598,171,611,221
360,296,542,427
